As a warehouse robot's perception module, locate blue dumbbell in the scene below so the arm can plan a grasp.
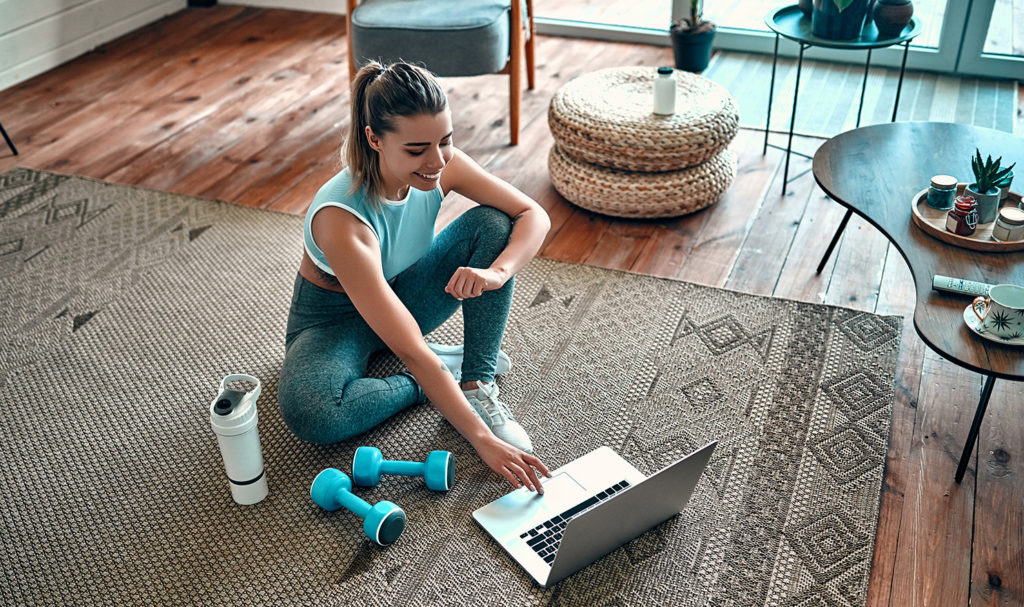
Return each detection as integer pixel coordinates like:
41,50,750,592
352,447,455,491
310,468,406,545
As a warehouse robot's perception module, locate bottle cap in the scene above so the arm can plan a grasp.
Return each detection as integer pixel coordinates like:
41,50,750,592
210,374,261,436
997,206,1024,226
955,195,976,209
930,175,957,189
657,66,673,75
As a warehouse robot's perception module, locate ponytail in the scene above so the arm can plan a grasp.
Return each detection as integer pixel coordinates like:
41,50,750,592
344,61,448,207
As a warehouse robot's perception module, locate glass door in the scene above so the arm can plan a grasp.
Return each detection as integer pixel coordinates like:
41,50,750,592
534,0,671,30
532,0,676,46
532,0,1018,78
956,0,1024,79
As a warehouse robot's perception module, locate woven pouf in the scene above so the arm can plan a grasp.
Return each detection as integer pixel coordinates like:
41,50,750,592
549,66,739,172
548,144,737,219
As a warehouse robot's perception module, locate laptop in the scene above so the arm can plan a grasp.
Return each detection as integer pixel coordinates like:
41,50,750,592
472,441,717,587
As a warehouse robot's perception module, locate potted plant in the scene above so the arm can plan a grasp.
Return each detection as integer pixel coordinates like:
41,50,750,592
966,149,1015,224
670,0,715,73
812,0,870,40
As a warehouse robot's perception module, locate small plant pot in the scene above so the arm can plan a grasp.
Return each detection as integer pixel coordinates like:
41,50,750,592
966,183,1002,224
997,170,1014,201
812,0,870,40
872,0,913,39
671,27,716,73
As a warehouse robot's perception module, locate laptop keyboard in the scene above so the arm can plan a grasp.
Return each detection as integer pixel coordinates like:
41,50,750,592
519,480,632,564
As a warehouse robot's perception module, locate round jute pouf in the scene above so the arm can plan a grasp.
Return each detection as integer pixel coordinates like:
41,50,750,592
549,66,739,172
548,144,738,219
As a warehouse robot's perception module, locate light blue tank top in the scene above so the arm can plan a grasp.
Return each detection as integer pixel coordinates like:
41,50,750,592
304,169,443,281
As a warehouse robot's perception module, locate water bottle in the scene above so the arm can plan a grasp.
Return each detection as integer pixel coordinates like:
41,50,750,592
209,374,268,505
653,66,676,116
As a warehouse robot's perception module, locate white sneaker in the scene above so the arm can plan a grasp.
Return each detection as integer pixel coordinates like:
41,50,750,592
462,381,534,453
427,342,511,383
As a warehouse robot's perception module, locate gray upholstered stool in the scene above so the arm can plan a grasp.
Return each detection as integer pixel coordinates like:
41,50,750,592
346,0,535,145
350,0,514,76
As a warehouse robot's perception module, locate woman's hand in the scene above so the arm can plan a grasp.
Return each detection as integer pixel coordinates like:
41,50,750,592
474,435,551,493
445,266,508,300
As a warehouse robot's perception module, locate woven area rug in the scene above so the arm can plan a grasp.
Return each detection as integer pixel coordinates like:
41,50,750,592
705,51,1018,137
0,168,901,606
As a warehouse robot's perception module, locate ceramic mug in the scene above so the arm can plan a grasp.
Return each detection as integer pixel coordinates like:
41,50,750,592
972,284,1024,340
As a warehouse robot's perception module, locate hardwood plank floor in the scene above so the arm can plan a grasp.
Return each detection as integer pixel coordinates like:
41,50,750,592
0,7,1021,606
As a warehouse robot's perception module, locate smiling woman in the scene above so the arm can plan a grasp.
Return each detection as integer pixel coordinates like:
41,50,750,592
278,61,553,494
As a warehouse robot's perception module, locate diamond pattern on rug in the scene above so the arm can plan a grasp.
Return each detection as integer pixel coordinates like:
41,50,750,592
0,168,901,607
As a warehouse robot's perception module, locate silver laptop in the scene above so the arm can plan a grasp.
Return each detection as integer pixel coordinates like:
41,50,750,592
472,441,717,587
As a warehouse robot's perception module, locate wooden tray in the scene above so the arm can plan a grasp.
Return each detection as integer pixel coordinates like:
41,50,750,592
910,183,1024,253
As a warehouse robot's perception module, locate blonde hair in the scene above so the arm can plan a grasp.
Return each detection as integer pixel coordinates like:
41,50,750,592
344,61,448,205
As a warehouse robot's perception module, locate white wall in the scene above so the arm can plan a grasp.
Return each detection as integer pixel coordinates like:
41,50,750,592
0,0,187,92
228,0,344,15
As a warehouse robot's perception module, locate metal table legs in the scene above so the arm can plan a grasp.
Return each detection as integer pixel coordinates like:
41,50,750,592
955,374,997,484
814,40,913,271
763,37,814,195
0,122,16,156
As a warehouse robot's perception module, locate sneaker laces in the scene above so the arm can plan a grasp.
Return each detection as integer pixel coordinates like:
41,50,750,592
471,384,513,427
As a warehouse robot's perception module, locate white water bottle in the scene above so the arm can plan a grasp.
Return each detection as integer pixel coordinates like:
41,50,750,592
210,374,269,505
653,66,676,116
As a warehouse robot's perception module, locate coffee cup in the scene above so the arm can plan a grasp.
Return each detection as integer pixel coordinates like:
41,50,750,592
971,284,1024,340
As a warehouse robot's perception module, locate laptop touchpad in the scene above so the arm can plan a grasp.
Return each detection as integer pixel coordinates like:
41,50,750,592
542,472,587,497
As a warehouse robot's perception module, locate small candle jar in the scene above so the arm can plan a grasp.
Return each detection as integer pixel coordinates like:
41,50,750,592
991,206,1024,242
946,195,978,236
926,174,957,209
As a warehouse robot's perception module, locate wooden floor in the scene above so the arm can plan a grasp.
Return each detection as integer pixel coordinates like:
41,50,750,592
1,7,1021,606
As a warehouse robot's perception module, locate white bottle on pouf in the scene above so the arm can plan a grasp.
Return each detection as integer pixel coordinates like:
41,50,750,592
653,66,676,116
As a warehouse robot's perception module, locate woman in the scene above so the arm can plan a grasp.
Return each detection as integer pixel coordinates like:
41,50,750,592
278,61,551,493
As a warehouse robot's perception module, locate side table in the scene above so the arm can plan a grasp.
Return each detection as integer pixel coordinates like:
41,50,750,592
812,122,1024,484
1,121,16,156
763,5,921,197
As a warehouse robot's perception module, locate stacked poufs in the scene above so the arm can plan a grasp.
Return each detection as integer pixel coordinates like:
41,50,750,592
548,66,740,218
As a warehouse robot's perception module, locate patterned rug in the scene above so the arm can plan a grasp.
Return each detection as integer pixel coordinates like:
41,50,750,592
0,168,901,606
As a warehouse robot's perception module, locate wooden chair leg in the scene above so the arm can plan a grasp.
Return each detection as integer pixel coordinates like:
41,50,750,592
508,15,523,145
346,0,358,83
526,17,535,90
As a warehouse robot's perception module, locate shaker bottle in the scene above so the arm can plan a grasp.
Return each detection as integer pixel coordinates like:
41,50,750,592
209,374,269,505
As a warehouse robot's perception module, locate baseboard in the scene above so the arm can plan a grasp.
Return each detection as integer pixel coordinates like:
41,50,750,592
0,0,187,92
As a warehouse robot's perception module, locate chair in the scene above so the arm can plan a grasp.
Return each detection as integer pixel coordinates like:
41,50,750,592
346,0,535,145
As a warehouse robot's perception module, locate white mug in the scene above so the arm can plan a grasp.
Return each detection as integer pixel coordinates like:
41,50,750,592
971,284,1024,340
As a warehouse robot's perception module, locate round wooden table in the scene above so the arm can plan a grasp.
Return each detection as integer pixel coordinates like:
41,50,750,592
812,121,1024,482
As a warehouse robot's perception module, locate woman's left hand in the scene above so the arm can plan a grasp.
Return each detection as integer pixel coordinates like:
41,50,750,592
445,266,508,300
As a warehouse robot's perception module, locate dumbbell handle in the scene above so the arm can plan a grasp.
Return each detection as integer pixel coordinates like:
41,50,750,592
380,460,426,478
333,488,372,519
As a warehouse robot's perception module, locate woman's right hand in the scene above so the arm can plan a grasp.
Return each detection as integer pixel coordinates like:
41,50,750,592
473,435,551,493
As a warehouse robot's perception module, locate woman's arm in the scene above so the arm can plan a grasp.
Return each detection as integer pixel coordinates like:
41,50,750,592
439,148,550,300
312,207,550,491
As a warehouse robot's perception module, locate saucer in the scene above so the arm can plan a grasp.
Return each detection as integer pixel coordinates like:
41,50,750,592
963,305,1024,347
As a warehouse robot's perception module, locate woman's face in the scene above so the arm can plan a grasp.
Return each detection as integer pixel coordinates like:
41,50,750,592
366,110,454,199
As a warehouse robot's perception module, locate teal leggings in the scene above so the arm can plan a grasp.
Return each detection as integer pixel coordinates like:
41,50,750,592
278,206,514,444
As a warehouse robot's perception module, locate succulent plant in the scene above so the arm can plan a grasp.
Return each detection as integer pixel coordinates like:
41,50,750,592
672,0,713,32
971,149,1015,194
